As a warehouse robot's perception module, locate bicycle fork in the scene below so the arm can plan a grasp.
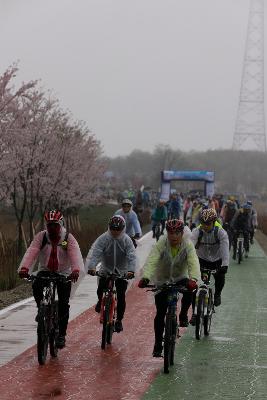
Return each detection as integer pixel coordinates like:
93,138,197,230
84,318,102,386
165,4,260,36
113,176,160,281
194,286,209,317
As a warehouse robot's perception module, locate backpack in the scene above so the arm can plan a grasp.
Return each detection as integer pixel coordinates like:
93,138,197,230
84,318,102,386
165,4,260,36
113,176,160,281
195,226,220,249
40,231,69,250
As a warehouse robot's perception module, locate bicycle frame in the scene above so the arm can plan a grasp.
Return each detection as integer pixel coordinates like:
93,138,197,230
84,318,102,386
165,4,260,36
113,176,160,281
194,269,216,339
29,273,69,364
148,281,188,374
100,276,117,325
236,231,244,264
154,222,161,241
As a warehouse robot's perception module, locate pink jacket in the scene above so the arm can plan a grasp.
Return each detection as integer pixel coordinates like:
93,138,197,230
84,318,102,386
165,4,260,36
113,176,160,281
18,228,85,276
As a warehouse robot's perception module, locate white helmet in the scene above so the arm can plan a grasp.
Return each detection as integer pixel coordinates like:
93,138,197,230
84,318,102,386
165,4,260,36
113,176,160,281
122,198,133,206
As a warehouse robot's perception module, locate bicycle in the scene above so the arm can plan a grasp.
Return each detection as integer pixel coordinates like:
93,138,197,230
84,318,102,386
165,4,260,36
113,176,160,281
154,222,161,241
28,273,70,365
193,269,216,340
96,271,132,350
147,280,189,374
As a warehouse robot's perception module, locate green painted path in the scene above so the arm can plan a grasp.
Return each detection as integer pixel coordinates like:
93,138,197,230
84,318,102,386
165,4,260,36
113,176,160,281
142,241,267,400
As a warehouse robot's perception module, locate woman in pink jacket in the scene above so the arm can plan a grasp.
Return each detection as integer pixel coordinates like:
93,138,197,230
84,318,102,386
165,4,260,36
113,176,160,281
18,210,85,349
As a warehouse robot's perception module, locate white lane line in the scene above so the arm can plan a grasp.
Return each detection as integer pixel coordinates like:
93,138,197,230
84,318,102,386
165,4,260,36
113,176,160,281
0,297,34,316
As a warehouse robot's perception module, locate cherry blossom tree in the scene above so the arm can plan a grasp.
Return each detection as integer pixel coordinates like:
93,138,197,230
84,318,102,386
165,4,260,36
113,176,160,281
0,65,105,253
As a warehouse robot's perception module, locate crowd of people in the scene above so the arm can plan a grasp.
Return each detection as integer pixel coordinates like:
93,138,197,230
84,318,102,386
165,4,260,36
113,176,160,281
17,191,258,357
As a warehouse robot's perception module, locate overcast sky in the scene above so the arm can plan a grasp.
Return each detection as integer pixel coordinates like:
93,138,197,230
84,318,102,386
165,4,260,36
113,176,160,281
1,0,256,157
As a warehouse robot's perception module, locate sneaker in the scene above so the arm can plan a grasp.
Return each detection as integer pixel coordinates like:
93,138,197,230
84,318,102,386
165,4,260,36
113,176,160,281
179,315,189,327
95,300,101,313
55,335,66,349
152,343,163,357
189,314,196,326
214,294,221,307
114,320,123,333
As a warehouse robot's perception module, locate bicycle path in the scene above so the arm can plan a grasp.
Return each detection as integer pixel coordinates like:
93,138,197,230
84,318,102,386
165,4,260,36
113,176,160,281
0,238,267,399
142,240,267,400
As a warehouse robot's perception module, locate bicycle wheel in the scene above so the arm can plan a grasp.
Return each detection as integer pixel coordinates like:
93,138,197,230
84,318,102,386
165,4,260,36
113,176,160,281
155,225,161,241
164,314,172,373
37,305,49,365
49,300,59,358
195,291,205,340
101,299,110,350
169,315,177,366
106,301,115,345
204,289,213,336
238,241,243,264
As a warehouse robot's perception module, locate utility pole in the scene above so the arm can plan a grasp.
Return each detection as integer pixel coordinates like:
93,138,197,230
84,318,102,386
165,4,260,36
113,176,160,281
233,0,266,151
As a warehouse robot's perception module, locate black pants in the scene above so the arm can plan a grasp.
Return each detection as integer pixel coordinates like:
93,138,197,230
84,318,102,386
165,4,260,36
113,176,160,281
97,277,128,321
191,259,225,312
154,285,192,345
32,271,72,336
233,230,249,253
152,220,166,235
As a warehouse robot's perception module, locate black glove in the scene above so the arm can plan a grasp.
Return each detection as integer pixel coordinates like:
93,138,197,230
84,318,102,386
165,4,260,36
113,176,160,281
133,233,140,239
220,265,228,274
138,278,150,288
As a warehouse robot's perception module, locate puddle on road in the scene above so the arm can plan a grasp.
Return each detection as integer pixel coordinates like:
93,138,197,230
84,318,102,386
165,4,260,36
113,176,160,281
242,364,267,369
210,336,236,342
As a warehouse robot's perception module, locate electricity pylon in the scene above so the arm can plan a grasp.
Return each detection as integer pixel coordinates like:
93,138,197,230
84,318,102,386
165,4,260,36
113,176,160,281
233,0,266,151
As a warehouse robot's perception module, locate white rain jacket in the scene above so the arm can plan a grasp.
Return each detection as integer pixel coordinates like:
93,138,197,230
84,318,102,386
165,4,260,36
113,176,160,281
85,228,137,275
191,225,229,266
18,227,86,297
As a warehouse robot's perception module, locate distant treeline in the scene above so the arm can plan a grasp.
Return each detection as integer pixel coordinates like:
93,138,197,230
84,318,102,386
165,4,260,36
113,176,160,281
108,145,267,197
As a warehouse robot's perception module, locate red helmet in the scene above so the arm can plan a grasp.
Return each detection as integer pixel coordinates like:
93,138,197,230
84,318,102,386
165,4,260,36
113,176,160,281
44,210,64,225
108,215,126,231
166,219,184,234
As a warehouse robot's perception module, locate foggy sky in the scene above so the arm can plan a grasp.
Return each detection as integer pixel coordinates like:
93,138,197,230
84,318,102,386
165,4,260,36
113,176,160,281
1,0,254,157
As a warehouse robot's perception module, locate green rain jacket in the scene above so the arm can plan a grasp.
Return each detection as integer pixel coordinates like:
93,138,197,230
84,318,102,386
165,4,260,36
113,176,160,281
142,235,201,286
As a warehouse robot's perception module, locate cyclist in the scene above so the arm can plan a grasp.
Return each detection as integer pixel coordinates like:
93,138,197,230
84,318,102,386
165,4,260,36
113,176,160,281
115,198,142,247
86,215,136,333
138,219,200,357
247,200,258,244
167,194,182,219
18,210,85,349
231,203,251,259
186,199,202,230
151,199,168,237
191,208,229,313
220,199,238,248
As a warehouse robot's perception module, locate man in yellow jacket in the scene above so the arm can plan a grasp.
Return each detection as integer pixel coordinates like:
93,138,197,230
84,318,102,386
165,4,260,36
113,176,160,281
138,219,201,357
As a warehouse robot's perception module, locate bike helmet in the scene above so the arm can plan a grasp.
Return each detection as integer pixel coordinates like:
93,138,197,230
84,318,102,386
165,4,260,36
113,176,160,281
166,219,184,234
247,200,252,206
122,198,133,207
200,208,217,224
44,210,64,225
108,215,126,231
242,203,251,210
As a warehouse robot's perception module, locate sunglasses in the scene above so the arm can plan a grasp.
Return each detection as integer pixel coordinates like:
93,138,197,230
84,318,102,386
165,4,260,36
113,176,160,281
122,204,131,207
110,226,123,231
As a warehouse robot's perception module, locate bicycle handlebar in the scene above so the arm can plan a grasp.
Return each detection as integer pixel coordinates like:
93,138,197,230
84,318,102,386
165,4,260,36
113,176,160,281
26,274,71,283
95,271,134,280
146,282,189,293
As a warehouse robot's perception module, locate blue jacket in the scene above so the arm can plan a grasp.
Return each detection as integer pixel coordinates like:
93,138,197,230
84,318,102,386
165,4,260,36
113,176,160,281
115,209,142,237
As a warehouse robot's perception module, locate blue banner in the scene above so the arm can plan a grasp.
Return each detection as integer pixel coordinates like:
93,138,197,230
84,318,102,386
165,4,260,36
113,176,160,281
162,170,215,182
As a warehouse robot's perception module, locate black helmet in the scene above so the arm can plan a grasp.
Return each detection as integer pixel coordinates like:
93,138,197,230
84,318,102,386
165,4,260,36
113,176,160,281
108,215,126,231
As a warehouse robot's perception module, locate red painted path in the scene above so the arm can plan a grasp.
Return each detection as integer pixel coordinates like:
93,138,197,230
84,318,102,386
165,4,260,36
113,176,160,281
0,284,187,400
